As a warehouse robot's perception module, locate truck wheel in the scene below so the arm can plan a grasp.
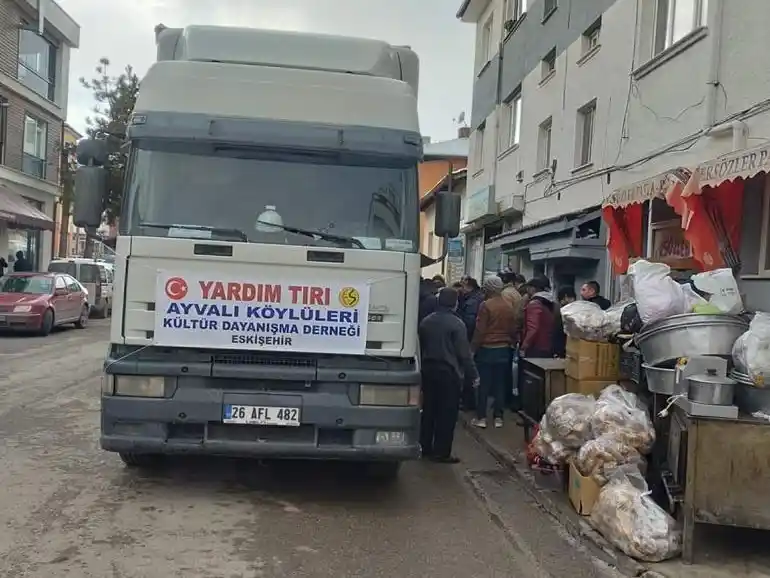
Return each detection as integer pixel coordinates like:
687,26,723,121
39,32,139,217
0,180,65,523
365,462,401,482
119,452,164,469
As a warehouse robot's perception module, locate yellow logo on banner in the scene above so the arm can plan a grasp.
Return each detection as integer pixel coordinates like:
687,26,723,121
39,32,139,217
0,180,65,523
338,287,360,308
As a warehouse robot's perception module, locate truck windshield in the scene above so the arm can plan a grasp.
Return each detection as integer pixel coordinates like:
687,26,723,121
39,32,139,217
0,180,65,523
123,144,419,252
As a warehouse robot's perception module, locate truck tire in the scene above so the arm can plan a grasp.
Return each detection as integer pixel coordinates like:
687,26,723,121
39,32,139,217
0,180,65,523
119,452,164,469
365,461,401,482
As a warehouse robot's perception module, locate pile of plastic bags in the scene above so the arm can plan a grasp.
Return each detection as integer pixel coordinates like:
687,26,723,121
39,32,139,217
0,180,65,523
628,260,743,325
590,468,682,562
529,385,682,562
560,300,630,342
733,312,770,386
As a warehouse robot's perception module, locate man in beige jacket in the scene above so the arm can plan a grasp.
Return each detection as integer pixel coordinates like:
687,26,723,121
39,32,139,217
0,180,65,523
500,271,525,338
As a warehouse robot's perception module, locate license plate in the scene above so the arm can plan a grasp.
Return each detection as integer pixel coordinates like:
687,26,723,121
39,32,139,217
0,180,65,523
223,405,300,426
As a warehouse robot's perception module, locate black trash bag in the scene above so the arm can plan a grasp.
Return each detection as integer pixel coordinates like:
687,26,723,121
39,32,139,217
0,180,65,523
621,302,644,334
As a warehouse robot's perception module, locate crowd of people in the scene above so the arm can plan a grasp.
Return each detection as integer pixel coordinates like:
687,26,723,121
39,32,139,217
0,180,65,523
417,270,610,463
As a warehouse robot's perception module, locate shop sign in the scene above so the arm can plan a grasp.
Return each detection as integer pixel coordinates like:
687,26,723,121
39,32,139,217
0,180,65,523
603,169,689,208
445,237,465,284
154,271,370,354
651,225,692,261
465,186,496,222
697,143,770,187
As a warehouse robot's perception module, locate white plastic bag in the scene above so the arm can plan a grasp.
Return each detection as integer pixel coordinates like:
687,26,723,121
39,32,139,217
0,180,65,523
560,301,605,341
575,434,646,485
627,260,686,324
681,284,708,313
589,468,682,562
560,300,631,342
543,393,597,448
732,312,770,387
692,268,743,314
591,385,656,454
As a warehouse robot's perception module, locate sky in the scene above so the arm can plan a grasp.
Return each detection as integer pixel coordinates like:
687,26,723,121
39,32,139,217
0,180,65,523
56,0,475,143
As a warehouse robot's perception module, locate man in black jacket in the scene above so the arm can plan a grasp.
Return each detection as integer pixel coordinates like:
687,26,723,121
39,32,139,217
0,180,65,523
418,287,479,464
580,281,611,310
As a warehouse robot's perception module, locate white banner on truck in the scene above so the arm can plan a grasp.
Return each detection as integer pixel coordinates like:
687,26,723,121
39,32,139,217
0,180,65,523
153,271,370,354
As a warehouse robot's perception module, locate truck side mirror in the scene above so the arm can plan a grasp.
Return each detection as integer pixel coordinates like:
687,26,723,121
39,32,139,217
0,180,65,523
434,192,461,238
73,139,109,229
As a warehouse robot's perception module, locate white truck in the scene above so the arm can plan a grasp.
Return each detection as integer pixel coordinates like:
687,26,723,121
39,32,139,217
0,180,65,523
73,25,460,479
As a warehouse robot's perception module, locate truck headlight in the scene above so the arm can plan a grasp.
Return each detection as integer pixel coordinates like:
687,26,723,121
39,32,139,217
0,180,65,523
359,384,420,406
113,375,166,398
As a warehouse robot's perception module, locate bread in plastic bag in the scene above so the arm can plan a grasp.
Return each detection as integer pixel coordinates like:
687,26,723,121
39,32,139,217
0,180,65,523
560,300,630,342
692,268,743,315
543,393,597,449
591,385,655,453
589,467,682,562
575,434,646,485
627,260,686,325
732,312,770,387
531,418,574,464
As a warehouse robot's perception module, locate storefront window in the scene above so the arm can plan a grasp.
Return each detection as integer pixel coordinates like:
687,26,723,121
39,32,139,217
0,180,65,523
7,198,43,271
484,246,502,279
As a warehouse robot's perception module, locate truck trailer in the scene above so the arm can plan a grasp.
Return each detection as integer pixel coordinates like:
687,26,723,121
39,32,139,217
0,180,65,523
73,24,460,480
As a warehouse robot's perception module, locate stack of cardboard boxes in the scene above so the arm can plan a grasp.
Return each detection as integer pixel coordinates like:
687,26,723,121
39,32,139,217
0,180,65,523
565,337,621,515
565,337,621,395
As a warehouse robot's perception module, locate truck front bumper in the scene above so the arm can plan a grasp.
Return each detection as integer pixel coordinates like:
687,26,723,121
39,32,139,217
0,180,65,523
101,392,421,461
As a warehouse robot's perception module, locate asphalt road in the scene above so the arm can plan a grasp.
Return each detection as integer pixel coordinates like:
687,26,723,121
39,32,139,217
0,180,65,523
0,321,622,578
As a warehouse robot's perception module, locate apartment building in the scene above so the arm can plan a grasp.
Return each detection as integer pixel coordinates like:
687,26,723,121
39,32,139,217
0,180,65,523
457,0,770,306
0,0,79,271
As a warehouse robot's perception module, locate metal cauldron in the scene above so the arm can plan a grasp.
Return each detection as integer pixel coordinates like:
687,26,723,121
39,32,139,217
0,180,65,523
635,314,749,367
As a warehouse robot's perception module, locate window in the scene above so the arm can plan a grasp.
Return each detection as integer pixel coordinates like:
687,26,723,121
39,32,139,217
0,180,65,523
576,100,597,167
537,117,553,171
758,185,770,276
541,48,556,81
582,18,602,55
473,125,485,170
64,275,81,293
17,27,57,101
478,16,494,70
654,0,708,55
499,92,522,151
543,0,557,18
22,114,47,178
504,0,527,29
54,276,67,290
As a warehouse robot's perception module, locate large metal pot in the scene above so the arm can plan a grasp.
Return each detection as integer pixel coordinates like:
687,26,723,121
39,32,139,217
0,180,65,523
735,384,770,414
688,369,736,406
643,363,677,395
635,314,749,367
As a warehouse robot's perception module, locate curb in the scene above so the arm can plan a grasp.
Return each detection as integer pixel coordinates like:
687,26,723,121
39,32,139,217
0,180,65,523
459,413,650,577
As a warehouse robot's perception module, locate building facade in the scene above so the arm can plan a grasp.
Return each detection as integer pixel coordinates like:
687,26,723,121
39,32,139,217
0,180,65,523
419,129,469,279
457,0,770,306
0,0,79,272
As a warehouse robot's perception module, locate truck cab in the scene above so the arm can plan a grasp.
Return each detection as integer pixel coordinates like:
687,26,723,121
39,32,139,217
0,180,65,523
73,25,460,480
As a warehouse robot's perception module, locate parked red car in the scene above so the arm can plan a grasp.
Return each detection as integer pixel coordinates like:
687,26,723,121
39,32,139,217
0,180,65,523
0,272,90,335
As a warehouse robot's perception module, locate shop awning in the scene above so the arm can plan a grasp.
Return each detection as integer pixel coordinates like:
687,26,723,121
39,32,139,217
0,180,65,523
0,184,53,231
602,169,690,209
696,142,770,188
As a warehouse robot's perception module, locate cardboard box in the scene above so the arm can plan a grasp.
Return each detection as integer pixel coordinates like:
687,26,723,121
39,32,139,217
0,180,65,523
566,376,617,397
569,461,601,516
565,337,620,381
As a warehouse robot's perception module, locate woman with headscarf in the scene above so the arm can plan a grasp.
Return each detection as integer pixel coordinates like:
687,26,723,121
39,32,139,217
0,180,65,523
470,277,518,429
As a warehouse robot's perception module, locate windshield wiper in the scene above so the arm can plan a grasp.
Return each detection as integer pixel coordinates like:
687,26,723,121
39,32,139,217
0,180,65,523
256,220,365,249
139,222,249,242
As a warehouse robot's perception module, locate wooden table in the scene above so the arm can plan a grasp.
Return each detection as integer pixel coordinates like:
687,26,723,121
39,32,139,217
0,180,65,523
667,407,770,564
518,358,566,441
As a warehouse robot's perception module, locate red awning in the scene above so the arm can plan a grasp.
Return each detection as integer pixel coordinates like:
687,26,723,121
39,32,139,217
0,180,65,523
0,184,54,231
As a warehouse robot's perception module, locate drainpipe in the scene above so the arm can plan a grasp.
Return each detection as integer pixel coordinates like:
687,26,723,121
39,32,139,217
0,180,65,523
704,0,724,129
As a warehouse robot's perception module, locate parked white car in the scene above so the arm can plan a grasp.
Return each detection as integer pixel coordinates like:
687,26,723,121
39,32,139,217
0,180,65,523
47,258,113,318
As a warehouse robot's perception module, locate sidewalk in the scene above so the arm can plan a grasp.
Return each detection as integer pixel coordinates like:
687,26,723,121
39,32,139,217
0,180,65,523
459,410,770,578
